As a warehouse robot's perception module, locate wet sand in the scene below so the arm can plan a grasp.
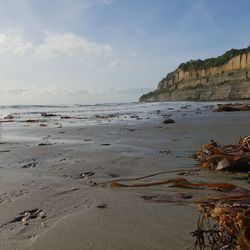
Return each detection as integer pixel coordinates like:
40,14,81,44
0,109,250,249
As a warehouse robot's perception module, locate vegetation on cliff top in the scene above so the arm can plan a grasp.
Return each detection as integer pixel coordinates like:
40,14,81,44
178,46,250,71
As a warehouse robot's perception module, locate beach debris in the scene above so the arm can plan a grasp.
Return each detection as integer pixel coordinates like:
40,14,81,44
22,160,39,168
90,180,97,186
130,114,139,118
39,211,46,219
84,171,95,176
242,136,250,151
60,116,72,119
1,208,46,228
25,119,48,123
129,114,142,120
191,202,250,249
195,136,250,172
110,177,236,191
60,115,83,119
41,112,57,117
163,118,175,124
26,119,41,123
158,150,171,154
96,114,115,119
38,142,53,146
101,143,111,146
79,171,95,178
97,204,107,208
39,124,47,127
214,103,250,112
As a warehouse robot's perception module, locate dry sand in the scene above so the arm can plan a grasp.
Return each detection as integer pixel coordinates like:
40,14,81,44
0,109,250,249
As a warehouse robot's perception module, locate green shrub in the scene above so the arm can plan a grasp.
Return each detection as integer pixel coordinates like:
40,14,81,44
178,46,250,71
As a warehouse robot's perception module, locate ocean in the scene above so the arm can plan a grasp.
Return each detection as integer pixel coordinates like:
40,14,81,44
0,101,216,127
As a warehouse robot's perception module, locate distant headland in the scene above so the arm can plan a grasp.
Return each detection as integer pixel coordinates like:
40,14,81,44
140,46,250,102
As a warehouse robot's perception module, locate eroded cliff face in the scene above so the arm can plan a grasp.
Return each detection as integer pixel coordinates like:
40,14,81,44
140,52,250,102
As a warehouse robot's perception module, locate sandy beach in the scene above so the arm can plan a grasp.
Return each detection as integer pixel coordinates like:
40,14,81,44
0,103,250,250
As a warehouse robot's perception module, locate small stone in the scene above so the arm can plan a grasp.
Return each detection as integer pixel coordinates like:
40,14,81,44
97,204,107,208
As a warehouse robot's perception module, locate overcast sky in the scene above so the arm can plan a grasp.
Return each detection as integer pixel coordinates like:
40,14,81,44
0,0,249,105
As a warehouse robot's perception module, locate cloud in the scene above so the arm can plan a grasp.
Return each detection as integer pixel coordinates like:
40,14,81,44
0,30,113,60
34,32,112,59
2,86,89,96
0,30,33,55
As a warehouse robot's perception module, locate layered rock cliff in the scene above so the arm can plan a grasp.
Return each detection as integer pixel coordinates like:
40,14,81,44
140,47,250,102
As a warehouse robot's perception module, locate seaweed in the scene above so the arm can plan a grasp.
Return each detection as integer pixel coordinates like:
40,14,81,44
191,202,250,249
195,136,250,172
110,177,236,191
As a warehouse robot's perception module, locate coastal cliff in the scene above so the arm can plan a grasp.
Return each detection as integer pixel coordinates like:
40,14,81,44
140,47,250,102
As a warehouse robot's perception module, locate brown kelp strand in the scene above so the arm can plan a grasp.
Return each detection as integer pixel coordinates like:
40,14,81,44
108,168,201,183
110,177,236,191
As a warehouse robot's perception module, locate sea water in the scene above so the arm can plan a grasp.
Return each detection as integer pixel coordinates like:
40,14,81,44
0,101,216,126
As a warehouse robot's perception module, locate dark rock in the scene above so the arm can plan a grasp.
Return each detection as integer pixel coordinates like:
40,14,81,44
97,204,107,208
163,118,175,124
